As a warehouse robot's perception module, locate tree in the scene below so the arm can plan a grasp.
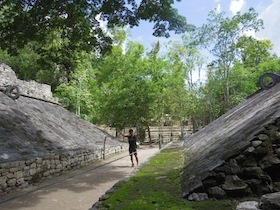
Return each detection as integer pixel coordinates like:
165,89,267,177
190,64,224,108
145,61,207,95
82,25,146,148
236,36,275,68
200,37,278,123
164,32,204,133
55,51,100,121
0,0,187,55
0,0,188,89
94,41,159,130
197,8,263,112
229,37,276,103
201,63,227,122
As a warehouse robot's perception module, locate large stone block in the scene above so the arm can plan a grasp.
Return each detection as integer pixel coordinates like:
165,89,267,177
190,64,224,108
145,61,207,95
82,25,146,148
236,201,260,210
259,192,280,210
0,176,7,188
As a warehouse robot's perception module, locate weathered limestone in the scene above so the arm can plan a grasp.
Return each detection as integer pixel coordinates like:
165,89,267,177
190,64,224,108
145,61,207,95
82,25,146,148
207,186,226,199
185,117,280,200
237,192,280,210
0,63,58,103
236,201,260,210
259,192,280,210
0,146,127,195
187,193,209,201
222,175,248,194
0,64,129,195
182,83,280,200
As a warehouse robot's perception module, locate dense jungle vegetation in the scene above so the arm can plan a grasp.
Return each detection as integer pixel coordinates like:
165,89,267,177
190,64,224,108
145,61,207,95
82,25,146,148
1,0,279,131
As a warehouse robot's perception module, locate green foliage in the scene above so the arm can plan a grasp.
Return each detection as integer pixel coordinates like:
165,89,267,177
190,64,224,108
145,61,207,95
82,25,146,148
54,39,166,127
197,8,264,112
236,36,274,68
1,1,279,130
55,51,100,122
96,42,159,128
0,49,13,66
0,0,187,54
102,148,237,210
0,0,187,91
199,68,225,123
0,42,41,81
164,34,204,130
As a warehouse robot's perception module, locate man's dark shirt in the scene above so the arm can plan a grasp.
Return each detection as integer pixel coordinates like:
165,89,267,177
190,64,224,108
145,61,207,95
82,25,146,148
128,135,137,153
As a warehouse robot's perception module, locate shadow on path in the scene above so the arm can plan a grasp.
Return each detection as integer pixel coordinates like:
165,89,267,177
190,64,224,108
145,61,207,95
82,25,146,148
0,146,160,210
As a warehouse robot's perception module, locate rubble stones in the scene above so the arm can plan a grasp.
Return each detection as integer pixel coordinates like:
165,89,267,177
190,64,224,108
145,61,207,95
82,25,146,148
236,192,280,210
222,175,250,197
258,154,280,170
259,192,280,210
182,83,280,200
258,134,269,141
222,175,248,191
252,141,263,148
184,118,280,200
236,201,260,210
187,193,209,201
207,186,226,199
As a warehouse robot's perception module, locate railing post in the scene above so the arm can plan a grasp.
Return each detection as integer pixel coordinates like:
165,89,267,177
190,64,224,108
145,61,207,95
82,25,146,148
159,134,162,149
103,136,107,160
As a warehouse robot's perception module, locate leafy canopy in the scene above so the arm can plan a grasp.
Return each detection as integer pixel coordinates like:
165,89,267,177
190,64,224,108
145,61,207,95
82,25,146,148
0,0,188,55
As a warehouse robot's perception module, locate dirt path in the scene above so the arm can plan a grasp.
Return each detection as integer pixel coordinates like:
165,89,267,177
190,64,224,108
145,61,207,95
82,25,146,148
0,146,160,210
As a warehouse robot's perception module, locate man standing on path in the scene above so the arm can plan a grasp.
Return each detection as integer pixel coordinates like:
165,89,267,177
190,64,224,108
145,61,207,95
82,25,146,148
118,129,139,167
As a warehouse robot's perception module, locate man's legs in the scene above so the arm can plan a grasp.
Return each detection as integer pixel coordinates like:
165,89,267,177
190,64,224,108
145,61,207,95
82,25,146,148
130,154,134,167
130,150,138,167
134,152,138,165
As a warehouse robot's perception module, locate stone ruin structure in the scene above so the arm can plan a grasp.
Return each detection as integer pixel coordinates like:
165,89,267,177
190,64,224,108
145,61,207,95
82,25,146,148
182,80,280,208
0,63,58,104
0,64,128,195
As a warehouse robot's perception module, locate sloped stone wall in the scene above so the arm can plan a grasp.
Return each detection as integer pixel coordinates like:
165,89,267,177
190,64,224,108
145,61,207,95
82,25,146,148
182,83,280,200
187,118,280,200
0,64,129,195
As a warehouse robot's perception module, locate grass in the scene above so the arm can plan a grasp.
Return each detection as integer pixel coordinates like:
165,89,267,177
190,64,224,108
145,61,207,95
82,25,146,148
101,147,240,210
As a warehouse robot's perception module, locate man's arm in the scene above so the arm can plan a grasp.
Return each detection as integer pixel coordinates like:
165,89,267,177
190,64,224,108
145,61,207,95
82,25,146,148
117,130,129,138
134,131,142,138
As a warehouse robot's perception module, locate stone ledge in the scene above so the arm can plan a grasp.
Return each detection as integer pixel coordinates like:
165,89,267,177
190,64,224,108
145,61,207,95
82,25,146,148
0,63,59,104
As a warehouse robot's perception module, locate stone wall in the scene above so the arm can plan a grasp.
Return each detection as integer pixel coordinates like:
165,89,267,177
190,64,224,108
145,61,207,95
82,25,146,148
0,145,127,195
187,118,280,200
182,83,280,200
0,63,129,195
0,63,58,103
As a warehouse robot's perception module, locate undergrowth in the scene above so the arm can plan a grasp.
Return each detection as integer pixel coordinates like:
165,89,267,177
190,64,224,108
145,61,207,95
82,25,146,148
101,147,239,210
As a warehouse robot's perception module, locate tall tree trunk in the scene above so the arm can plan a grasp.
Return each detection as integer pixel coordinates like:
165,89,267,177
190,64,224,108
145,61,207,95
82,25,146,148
223,65,230,111
147,125,152,145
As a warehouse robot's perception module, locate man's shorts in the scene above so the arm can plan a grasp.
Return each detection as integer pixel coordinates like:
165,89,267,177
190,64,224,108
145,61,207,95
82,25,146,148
129,149,137,156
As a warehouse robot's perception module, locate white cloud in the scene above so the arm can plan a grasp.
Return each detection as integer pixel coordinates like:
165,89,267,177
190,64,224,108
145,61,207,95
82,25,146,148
243,30,256,38
216,4,222,13
257,0,280,56
95,13,107,31
230,0,246,15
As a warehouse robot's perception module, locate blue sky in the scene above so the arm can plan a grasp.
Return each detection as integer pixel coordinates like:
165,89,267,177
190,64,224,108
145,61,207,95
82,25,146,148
129,0,280,56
